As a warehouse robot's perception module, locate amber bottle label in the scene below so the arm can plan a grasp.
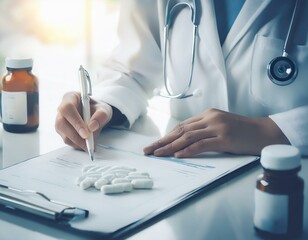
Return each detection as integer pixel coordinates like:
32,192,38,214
1,91,27,124
254,189,288,234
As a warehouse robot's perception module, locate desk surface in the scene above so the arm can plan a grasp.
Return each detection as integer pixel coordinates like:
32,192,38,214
0,94,307,240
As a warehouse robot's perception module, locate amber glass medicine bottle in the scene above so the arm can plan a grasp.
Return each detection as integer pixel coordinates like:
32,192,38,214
254,145,304,239
1,58,39,133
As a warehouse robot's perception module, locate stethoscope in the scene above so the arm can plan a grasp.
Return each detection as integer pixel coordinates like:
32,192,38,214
154,0,200,99
267,0,301,86
155,0,301,99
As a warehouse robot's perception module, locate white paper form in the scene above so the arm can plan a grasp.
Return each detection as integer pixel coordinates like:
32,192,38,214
0,128,258,236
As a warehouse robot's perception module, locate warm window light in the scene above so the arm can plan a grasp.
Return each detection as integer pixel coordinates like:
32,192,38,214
36,0,86,43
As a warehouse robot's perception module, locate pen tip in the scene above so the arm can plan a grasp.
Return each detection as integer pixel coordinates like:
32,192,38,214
90,152,94,161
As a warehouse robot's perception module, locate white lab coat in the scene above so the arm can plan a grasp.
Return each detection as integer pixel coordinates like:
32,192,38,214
93,0,308,155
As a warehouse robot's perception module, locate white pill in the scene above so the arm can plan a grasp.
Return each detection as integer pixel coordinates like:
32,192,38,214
96,166,111,173
122,183,133,192
111,170,132,175
109,166,136,172
112,178,130,184
128,172,150,177
75,175,87,185
94,178,109,189
101,184,125,194
132,179,154,189
115,173,127,178
80,177,96,190
101,174,115,183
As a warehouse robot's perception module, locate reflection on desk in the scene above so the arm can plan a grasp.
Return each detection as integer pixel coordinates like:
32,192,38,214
1,129,40,169
0,106,307,240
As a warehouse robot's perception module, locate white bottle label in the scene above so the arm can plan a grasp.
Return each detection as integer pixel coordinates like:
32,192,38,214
1,91,27,125
254,189,289,234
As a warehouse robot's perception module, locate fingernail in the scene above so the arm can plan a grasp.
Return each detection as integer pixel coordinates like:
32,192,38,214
79,128,88,139
143,147,152,155
154,149,163,156
174,151,182,158
88,120,99,132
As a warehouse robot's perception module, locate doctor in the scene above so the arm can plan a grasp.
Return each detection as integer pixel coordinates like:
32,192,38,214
55,0,308,157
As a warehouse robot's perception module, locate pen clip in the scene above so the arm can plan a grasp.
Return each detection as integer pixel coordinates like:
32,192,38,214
79,65,92,97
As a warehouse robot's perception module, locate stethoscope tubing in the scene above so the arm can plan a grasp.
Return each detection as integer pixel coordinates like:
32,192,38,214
282,0,301,57
159,0,301,99
159,0,199,99
162,24,198,99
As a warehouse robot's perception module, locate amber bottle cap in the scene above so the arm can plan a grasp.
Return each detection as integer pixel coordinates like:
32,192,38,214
5,58,33,69
261,145,301,170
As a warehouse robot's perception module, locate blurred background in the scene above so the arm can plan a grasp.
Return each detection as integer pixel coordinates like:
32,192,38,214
0,0,120,89
0,0,121,155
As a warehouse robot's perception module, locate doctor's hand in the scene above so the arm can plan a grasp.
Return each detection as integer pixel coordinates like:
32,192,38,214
55,91,113,152
143,108,290,157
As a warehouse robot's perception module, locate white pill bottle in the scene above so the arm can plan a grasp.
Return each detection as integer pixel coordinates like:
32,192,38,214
254,145,304,239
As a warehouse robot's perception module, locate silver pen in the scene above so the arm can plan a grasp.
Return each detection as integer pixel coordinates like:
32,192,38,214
79,65,94,161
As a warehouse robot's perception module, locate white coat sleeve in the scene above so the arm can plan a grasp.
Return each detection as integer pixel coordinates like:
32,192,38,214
269,106,308,156
92,0,163,127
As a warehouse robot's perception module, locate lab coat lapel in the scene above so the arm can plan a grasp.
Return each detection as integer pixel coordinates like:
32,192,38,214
199,0,226,79
222,0,271,58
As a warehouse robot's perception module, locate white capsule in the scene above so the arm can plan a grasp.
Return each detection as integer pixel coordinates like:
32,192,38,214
115,173,127,178
101,173,116,183
96,166,111,173
101,184,125,194
75,175,87,185
113,170,132,175
122,183,133,192
109,166,136,172
80,177,96,190
104,170,129,177
132,179,154,189
94,178,109,189
111,178,130,184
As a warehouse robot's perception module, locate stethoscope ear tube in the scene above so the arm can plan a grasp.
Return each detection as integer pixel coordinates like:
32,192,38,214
160,0,199,99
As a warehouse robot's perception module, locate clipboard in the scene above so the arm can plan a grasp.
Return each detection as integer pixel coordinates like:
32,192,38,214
0,183,88,222
0,128,260,239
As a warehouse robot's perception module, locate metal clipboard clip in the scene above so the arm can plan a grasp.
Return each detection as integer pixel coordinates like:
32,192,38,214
0,184,89,222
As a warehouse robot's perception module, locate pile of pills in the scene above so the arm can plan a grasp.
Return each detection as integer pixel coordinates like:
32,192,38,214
75,164,154,194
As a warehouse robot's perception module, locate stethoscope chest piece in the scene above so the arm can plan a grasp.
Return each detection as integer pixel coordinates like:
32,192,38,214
266,0,301,86
267,56,298,86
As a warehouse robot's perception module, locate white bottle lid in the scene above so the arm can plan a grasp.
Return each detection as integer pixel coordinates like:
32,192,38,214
5,58,33,69
260,144,301,171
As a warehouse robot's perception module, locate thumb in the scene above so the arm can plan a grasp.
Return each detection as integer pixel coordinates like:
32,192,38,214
88,107,112,132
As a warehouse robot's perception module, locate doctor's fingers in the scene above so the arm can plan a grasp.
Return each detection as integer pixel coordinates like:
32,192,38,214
88,103,113,132
143,120,208,155
174,137,222,158
151,128,216,157
55,114,87,151
169,115,204,133
57,97,90,139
